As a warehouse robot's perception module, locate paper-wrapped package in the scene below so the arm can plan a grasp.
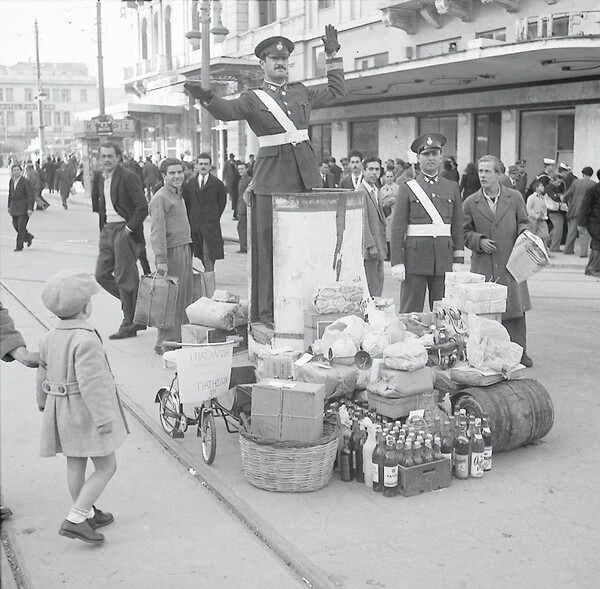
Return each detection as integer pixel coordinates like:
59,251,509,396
455,282,508,304
186,297,240,330
383,340,428,371
367,366,434,398
444,271,486,300
466,315,523,372
361,331,391,356
462,299,506,314
312,283,364,314
296,361,358,400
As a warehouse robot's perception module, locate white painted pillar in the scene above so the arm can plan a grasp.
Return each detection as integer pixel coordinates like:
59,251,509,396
276,0,288,20
331,121,348,161
456,112,473,175
248,0,260,29
500,109,518,169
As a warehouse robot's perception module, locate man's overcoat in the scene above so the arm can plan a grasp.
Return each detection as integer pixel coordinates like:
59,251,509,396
463,186,531,320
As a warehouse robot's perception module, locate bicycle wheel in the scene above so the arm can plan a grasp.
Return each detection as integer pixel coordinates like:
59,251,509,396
201,409,217,465
158,388,182,436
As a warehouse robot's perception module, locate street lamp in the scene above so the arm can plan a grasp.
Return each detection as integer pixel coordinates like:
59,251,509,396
186,0,229,155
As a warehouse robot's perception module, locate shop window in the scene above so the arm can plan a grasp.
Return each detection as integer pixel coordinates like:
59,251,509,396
418,116,457,157
309,123,332,162
258,0,277,27
350,120,378,158
474,112,501,163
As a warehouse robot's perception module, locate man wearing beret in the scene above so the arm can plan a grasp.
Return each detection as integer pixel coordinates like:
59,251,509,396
184,26,345,327
390,133,464,313
92,142,148,340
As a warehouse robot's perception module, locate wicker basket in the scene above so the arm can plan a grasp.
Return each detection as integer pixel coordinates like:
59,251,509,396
239,415,340,493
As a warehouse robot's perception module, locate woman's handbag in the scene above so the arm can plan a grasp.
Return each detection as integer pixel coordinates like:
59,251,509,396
134,273,179,328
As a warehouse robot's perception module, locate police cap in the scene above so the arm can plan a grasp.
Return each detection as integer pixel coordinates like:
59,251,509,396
543,157,556,165
255,36,294,59
516,159,526,165
410,133,447,155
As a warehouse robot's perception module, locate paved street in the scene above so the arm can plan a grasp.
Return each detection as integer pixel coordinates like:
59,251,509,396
1,169,600,589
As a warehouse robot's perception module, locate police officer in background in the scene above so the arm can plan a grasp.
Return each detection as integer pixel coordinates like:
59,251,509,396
390,133,464,313
184,26,345,328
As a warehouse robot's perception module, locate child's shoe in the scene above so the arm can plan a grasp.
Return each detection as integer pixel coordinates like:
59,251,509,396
59,520,104,544
88,506,114,529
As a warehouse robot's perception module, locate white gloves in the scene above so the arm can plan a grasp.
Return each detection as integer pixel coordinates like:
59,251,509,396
452,263,464,273
391,264,405,281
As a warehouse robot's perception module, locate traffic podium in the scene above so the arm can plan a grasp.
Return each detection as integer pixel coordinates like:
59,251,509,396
248,189,367,359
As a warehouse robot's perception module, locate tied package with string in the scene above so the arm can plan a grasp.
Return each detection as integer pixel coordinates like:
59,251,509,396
312,283,364,314
506,230,550,283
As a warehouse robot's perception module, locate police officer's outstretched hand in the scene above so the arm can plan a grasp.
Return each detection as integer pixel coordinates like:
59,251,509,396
184,82,214,103
322,24,340,56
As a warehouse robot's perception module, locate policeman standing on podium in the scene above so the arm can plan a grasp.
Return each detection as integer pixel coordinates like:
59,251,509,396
390,133,464,313
184,26,345,328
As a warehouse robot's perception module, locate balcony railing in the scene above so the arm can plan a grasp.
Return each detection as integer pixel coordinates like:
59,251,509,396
123,54,172,83
516,10,600,42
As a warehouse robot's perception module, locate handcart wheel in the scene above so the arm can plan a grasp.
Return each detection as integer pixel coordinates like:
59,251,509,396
200,409,217,465
158,388,182,436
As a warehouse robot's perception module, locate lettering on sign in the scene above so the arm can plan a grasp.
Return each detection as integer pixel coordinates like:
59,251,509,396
174,342,234,403
0,103,55,110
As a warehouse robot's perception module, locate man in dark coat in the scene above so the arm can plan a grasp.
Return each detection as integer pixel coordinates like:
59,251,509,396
463,155,533,366
562,167,596,257
580,170,600,277
328,157,343,186
319,160,337,188
142,156,161,201
515,159,528,197
54,161,74,209
390,133,464,313
42,156,56,193
184,26,345,327
236,161,252,254
222,153,240,219
183,152,227,297
92,142,148,339
8,163,35,251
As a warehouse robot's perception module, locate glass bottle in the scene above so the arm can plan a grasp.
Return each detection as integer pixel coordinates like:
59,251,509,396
482,414,493,472
470,418,485,478
422,437,435,463
372,430,386,493
403,440,415,468
454,426,470,479
441,420,454,464
383,436,398,498
362,422,378,488
412,440,424,465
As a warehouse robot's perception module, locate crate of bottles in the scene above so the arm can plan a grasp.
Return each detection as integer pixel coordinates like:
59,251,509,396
397,458,452,497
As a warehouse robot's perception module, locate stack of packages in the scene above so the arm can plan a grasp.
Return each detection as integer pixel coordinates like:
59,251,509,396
436,272,507,324
182,290,248,344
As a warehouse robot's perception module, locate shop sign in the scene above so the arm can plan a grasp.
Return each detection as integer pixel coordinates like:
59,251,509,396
0,103,55,110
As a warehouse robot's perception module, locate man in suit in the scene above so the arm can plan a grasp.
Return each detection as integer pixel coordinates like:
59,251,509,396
319,160,336,188
236,161,252,254
8,163,35,252
507,165,525,198
463,155,533,367
390,133,464,313
183,153,227,298
184,26,345,327
92,142,148,339
222,153,240,219
328,157,342,186
339,150,364,190
142,156,160,202
562,166,596,257
357,156,387,297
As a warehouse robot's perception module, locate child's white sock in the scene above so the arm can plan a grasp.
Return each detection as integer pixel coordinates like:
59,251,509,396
66,506,89,524
87,508,95,518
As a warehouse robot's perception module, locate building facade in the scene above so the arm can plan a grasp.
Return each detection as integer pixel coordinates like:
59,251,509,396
119,0,600,181
0,62,100,160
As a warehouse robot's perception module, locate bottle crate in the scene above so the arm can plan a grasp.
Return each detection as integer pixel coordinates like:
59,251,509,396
397,458,452,497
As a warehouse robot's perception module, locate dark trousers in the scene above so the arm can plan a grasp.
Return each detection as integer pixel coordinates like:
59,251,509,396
364,258,384,297
252,195,274,324
502,314,527,354
237,210,247,252
400,273,445,313
231,191,239,217
12,215,33,250
586,241,600,274
95,222,140,325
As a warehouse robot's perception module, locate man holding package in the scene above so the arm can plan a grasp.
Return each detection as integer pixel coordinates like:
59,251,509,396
462,155,533,367
390,133,464,313
184,27,345,328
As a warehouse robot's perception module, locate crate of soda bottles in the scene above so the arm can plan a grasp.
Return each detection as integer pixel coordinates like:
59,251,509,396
397,458,451,497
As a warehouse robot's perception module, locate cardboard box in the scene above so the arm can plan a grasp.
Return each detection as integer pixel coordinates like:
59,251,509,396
250,379,325,443
259,350,303,380
303,309,363,350
181,323,248,349
367,391,421,419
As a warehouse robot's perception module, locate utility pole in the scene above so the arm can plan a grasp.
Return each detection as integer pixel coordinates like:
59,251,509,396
34,19,45,159
96,0,106,115
200,0,211,155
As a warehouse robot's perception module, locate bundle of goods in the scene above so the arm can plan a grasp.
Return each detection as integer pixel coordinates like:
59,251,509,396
312,282,364,315
466,315,522,373
304,308,364,349
333,400,493,496
442,281,507,315
257,348,303,380
506,229,549,283
185,291,248,331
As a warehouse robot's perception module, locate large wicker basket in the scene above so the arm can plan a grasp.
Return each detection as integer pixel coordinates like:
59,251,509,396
239,415,340,493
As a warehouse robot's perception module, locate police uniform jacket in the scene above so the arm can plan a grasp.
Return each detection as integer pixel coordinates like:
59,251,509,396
203,58,345,195
390,172,464,275
36,319,129,457
91,165,148,243
463,186,531,320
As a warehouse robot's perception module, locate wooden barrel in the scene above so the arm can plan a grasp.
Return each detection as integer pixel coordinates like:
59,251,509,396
454,379,554,453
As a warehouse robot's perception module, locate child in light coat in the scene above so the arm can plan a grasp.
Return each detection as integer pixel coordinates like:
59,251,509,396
526,180,549,239
37,270,129,544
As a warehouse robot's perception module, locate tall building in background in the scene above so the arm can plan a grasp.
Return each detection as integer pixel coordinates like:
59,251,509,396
116,0,600,180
